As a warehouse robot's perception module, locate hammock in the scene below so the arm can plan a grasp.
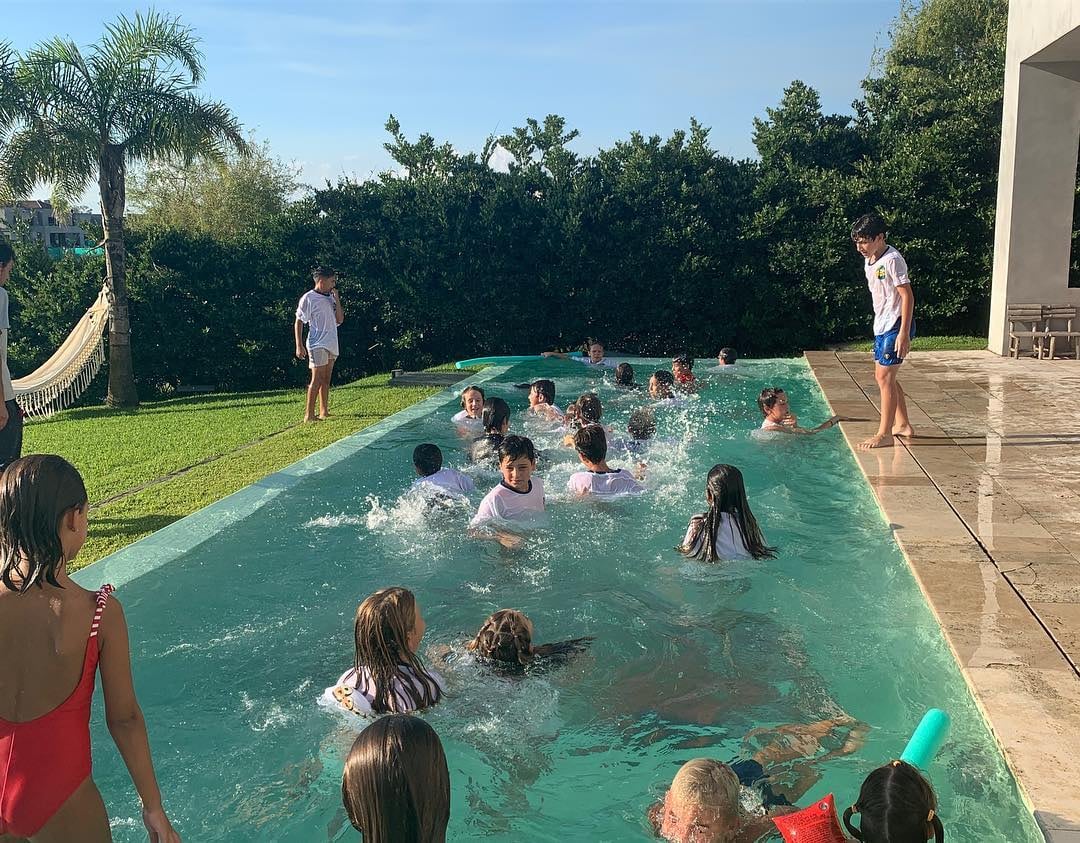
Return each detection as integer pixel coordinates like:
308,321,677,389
13,286,109,419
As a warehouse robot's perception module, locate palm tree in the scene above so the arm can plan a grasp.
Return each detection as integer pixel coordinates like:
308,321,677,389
0,12,245,406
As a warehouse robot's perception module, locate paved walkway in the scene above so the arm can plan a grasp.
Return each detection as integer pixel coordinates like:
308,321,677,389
807,350,1080,843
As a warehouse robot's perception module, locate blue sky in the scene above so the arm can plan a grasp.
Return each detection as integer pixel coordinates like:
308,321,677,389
3,0,901,196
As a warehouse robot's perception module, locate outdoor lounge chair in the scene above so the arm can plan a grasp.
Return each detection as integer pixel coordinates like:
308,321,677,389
1007,303,1045,358
1043,304,1080,359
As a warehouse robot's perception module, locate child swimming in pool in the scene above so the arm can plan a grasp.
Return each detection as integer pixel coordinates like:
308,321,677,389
562,393,608,446
453,385,485,434
568,426,645,497
470,397,511,464
341,714,450,843
843,761,944,843
615,362,637,388
610,407,658,458
468,435,544,549
758,387,841,434
678,464,776,561
526,378,563,421
649,370,677,401
0,456,180,843
672,353,699,392
716,347,737,369
648,718,867,843
465,609,593,671
323,587,444,715
410,443,474,498
542,339,615,367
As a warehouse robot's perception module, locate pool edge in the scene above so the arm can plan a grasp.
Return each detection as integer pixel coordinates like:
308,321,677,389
805,350,1080,841
73,366,511,590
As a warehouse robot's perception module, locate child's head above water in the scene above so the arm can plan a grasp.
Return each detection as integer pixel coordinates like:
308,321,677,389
584,340,605,363
497,435,537,492
757,387,789,421
681,464,776,562
528,379,556,407
459,385,485,419
481,397,511,435
577,393,603,424
717,347,737,366
573,424,607,466
649,370,675,399
341,713,450,843
466,609,536,667
353,587,441,713
672,353,694,379
843,760,943,843
412,444,443,478
615,362,635,387
0,454,89,592
660,758,742,843
628,408,657,441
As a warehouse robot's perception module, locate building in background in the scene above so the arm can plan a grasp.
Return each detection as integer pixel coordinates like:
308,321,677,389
0,200,103,254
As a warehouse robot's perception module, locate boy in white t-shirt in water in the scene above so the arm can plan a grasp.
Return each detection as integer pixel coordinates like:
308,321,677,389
526,379,563,421
294,266,344,423
567,425,644,497
410,443,474,498
851,212,916,449
469,435,545,549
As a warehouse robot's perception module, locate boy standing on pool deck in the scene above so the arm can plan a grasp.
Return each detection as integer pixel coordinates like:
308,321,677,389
295,267,344,423
851,213,915,450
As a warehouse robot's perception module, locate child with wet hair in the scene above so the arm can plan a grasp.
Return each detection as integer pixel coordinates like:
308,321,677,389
679,464,776,561
615,362,637,388
468,435,544,549
758,387,840,434
527,379,563,421
649,370,676,401
568,425,645,496
610,407,658,458
563,393,607,446
465,609,593,671
470,397,511,464
716,347,737,368
341,714,450,843
323,587,444,715
453,385,485,433
672,353,698,392
411,443,474,498
843,760,943,843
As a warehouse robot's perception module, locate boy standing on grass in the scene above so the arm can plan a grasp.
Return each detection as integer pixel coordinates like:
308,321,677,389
851,213,915,450
295,267,344,422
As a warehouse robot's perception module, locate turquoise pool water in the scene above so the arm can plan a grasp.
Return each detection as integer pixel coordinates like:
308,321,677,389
76,358,1041,842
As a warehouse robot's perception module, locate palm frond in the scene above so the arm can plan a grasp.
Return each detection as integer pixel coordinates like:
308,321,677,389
17,37,98,126
0,41,21,129
93,10,204,89
125,93,247,164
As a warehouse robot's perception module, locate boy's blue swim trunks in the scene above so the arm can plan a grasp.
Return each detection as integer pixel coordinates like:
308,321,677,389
873,319,916,366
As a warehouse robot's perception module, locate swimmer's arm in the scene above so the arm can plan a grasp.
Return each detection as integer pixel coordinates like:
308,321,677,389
99,598,177,836
646,801,663,834
532,636,595,657
467,525,524,550
541,350,570,359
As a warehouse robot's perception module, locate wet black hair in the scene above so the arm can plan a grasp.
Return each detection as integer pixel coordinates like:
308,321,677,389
573,425,607,463
851,212,888,241
843,761,944,843
0,455,88,591
651,370,674,386
531,379,556,405
497,434,537,466
577,393,603,424
718,347,737,364
481,397,511,434
679,464,776,562
673,353,693,370
412,444,442,477
628,408,656,440
614,362,635,386
757,387,787,416
0,242,14,266
459,385,485,410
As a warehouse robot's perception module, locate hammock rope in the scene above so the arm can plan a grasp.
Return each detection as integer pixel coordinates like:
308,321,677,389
13,285,110,419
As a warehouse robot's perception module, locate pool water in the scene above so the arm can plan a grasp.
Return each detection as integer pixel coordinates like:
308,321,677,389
77,358,1041,842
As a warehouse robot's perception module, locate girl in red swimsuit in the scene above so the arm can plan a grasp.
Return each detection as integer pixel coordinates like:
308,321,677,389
0,455,179,843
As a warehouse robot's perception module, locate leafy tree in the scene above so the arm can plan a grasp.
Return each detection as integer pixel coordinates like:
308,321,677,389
0,11,245,406
127,139,303,237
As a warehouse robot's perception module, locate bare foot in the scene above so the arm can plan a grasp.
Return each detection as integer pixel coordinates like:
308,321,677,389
858,433,892,450
319,413,331,420
891,424,914,438
303,415,320,423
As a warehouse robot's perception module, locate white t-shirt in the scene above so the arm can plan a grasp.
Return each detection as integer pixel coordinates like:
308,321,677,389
574,356,616,368
321,665,446,716
864,246,911,336
567,468,644,497
412,468,475,497
452,409,484,432
681,513,754,560
296,289,340,355
0,288,12,402
469,478,546,527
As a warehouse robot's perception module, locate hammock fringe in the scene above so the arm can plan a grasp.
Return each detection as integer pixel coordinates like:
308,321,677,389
13,286,110,420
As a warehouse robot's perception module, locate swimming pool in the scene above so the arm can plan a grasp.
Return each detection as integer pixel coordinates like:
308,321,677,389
75,358,1042,842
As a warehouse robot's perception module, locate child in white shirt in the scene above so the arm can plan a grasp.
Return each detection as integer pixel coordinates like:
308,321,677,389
469,435,545,549
452,385,485,433
567,425,644,497
410,443,475,498
757,387,840,434
678,464,776,562
542,340,616,367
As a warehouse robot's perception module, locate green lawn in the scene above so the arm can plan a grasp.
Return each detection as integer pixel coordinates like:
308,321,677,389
27,373,451,570
834,335,986,352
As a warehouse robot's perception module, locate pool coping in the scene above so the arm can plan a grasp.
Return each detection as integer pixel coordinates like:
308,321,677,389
806,350,1080,843
73,366,510,591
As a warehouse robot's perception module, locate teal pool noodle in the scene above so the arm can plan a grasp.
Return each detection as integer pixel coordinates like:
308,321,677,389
900,709,951,769
455,352,582,369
